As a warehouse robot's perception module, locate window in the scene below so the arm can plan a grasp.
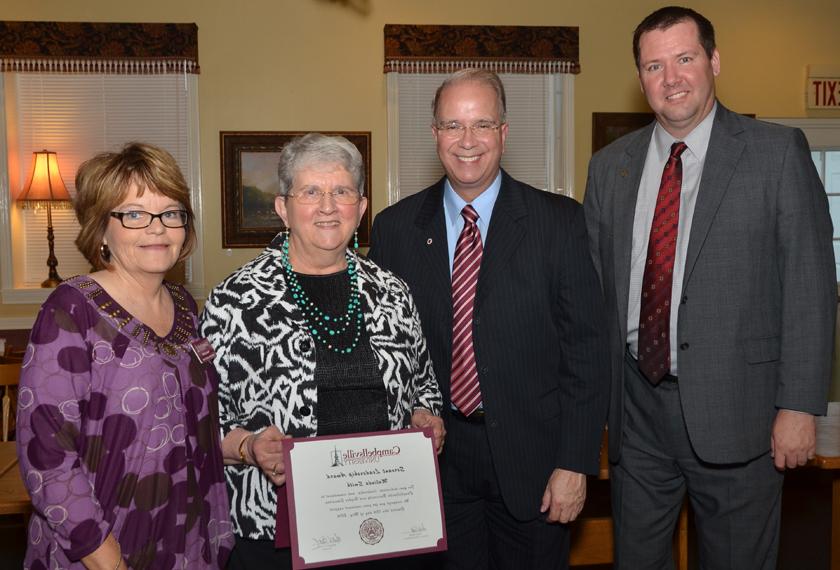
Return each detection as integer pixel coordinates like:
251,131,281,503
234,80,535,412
765,118,840,278
0,21,203,304
383,25,579,204
387,73,573,203
812,149,840,275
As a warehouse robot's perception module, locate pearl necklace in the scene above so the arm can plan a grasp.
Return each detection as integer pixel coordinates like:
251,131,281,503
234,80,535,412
281,238,363,354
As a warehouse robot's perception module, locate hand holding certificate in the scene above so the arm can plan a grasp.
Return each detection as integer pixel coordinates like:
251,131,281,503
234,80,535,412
280,429,447,568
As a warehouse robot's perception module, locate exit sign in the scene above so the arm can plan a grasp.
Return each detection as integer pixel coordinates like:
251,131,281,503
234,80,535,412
808,65,840,109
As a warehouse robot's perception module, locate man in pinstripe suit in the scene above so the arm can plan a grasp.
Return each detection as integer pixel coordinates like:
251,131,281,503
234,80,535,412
368,69,610,569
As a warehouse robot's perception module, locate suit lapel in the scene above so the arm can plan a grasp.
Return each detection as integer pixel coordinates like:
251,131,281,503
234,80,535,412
612,125,654,340
413,179,452,324
475,171,527,313
682,105,745,289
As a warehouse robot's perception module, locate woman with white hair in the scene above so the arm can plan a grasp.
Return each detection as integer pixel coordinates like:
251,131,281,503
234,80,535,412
200,133,444,567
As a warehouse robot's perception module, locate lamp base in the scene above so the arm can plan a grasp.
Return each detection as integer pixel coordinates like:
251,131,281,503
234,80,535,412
41,276,62,288
42,206,63,289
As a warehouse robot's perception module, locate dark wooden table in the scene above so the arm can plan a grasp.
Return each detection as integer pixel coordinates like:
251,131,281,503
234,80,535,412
809,455,840,570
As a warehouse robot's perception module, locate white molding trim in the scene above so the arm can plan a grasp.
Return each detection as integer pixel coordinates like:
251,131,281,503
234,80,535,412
1,287,50,304
545,75,557,195
559,74,575,198
0,316,35,329
0,74,13,298
386,72,401,206
185,74,206,298
761,117,840,148
185,283,206,301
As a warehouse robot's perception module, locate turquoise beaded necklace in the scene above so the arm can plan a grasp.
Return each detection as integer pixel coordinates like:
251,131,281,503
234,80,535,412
281,236,363,354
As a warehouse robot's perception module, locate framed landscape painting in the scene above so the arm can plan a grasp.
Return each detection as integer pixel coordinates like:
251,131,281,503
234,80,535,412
220,131,372,248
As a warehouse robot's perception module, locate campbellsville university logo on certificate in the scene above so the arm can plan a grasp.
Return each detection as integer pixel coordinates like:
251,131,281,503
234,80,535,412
329,444,402,467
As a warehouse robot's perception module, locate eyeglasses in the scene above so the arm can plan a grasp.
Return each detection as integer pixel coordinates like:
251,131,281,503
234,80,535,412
110,210,190,229
287,187,362,205
434,120,503,138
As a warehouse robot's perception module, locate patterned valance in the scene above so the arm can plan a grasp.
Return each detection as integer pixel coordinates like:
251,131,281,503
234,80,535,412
384,24,580,75
0,21,199,74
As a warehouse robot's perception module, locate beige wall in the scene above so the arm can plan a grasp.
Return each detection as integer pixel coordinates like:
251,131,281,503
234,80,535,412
2,0,839,395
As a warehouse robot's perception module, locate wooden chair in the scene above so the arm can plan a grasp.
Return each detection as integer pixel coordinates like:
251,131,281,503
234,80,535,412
0,364,30,526
0,363,21,442
569,429,689,569
1,344,25,364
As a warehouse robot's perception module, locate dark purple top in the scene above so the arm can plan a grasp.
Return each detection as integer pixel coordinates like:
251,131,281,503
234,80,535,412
16,276,234,569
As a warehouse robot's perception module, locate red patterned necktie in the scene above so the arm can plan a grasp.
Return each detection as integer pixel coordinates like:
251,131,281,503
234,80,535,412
638,141,688,384
450,205,484,415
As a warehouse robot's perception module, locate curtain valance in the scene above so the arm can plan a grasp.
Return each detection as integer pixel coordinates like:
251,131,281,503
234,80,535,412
384,24,580,74
0,21,199,74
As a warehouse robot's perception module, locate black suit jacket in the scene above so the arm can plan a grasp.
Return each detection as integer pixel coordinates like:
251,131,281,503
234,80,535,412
368,170,610,520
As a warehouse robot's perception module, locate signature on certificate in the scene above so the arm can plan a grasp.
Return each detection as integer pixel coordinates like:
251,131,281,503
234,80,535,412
403,522,428,539
312,533,342,550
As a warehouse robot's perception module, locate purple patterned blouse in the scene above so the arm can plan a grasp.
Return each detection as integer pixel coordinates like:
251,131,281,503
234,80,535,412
16,276,234,569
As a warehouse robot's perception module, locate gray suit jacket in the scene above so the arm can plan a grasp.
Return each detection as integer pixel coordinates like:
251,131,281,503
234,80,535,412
584,103,836,464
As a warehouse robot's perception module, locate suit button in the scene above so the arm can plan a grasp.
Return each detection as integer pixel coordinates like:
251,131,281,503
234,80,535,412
481,367,488,374
679,343,689,350
681,295,688,305
300,406,311,416
489,419,498,428
300,339,312,353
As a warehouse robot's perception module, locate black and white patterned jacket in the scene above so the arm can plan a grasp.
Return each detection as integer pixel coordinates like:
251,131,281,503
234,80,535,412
199,234,442,539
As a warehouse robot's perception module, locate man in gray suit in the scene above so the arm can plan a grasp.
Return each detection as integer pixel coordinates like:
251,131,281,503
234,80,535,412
584,6,836,569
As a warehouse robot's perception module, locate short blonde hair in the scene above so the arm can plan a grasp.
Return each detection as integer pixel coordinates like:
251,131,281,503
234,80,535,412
74,142,196,270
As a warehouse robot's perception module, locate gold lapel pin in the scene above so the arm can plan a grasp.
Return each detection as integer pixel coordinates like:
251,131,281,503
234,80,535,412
620,169,629,178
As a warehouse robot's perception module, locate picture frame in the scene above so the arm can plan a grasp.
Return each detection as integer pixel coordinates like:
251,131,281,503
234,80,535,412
591,112,654,153
592,111,754,153
220,131,372,248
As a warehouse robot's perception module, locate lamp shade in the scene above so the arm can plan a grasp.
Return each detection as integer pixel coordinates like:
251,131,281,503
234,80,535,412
18,150,71,208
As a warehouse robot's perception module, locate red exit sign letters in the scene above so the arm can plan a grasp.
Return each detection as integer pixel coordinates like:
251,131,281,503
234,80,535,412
808,66,840,109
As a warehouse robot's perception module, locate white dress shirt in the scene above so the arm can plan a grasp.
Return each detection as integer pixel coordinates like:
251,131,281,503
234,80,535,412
627,104,717,375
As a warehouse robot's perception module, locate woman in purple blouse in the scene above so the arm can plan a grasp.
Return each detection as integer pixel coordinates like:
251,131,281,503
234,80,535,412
16,143,234,569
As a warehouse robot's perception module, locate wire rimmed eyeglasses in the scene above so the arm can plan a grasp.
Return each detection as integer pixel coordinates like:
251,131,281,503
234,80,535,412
287,187,362,205
434,120,504,138
110,210,190,229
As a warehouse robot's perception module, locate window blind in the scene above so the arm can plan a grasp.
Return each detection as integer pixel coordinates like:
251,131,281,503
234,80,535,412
390,73,561,202
9,72,194,285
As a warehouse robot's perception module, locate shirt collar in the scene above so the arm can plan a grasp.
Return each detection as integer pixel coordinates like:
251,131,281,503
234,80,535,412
653,101,717,163
443,171,502,227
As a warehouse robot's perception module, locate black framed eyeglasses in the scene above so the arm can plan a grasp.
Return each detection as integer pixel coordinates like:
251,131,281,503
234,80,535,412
110,210,190,229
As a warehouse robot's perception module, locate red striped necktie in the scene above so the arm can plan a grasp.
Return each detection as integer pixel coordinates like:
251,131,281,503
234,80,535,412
638,141,688,384
450,205,483,415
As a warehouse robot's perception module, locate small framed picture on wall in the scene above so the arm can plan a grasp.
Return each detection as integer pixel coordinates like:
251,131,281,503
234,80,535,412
220,131,372,248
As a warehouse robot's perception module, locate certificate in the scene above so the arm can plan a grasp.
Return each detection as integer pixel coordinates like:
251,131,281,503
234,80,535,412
282,428,447,568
